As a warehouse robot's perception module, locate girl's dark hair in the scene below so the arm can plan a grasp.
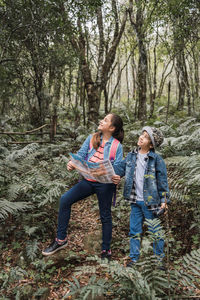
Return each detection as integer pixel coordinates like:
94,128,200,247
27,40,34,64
91,113,124,150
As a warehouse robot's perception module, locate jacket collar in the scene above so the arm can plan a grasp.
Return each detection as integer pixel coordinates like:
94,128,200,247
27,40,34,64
100,135,114,144
147,149,156,158
132,147,156,158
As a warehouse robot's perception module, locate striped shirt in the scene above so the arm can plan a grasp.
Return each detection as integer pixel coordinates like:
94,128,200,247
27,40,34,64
89,142,105,163
87,142,105,182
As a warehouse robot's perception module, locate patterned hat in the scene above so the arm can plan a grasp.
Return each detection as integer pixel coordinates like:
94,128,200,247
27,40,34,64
142,126,164,148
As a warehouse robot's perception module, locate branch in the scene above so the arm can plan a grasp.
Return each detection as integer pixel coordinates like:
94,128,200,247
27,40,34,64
102,8,128,85
0,124,48,135
128,0,136,27
110,52,132,102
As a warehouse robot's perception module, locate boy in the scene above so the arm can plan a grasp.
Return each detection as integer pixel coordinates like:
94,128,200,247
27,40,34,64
112,126,170,267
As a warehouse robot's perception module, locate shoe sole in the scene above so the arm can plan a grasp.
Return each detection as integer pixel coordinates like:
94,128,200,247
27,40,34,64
42,243,68,256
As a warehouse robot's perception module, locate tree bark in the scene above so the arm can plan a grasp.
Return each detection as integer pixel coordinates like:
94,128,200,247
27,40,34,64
129,0,148,121
149,25,158,118
176,51,186,111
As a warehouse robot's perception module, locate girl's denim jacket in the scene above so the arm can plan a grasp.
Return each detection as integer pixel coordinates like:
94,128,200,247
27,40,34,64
113,149,170,206
77,134,123,165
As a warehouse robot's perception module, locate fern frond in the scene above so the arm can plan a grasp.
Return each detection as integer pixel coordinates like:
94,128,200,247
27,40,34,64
38,182,66,206
6,143,40,161
145,218,165,241
8,183,34,201
175,248,200,293
74,265,97,276
26,240,39,261
0,199,31,220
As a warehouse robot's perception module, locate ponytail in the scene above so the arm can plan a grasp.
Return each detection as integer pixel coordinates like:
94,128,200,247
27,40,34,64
112,127,124,143
91,132,101,150
111,114,124,143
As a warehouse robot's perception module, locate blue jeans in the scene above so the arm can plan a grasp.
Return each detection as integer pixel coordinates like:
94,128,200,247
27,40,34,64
129,201,164,261
57,179,115,250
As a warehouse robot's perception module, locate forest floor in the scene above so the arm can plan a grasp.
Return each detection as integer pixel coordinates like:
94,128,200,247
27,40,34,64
45,197,120,300
1,196,130,300
1,192,200,299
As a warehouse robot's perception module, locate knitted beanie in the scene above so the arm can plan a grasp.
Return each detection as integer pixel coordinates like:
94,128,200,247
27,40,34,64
142,126,164,148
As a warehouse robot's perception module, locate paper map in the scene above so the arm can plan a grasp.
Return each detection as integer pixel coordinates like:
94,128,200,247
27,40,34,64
69,153,115,183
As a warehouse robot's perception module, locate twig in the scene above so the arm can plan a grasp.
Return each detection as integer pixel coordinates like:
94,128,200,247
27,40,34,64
7,141,54,144
0,124,49,135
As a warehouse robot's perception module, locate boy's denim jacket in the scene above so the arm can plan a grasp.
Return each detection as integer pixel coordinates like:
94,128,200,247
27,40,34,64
113,149,170,206
77,134,123,165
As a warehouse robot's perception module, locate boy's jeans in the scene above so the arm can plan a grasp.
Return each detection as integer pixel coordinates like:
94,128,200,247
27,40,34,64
57,179,115,250
130,201,165,261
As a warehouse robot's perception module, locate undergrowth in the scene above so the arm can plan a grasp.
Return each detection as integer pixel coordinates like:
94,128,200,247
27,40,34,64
0,115,200,299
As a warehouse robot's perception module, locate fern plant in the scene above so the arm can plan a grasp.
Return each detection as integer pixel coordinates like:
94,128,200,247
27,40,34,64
65,248,200,300
0,199,31,220
172,248,200,297
26,239,39,261
64,275,113,300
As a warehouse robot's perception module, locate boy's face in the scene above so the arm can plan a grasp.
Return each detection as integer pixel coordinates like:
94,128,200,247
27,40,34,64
137,131,153,150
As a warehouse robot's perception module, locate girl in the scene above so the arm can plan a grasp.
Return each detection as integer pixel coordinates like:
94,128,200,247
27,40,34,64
42,113,124,260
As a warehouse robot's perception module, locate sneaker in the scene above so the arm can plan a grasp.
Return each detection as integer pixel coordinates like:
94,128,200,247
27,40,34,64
42,240,68,256
126,260,137,268
157,262,166,271
101,250,111,261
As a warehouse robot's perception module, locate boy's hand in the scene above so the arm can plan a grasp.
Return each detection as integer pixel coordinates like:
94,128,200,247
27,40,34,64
112,175,121,185
161,203,168,215
67,161,75,171
161,203,168,209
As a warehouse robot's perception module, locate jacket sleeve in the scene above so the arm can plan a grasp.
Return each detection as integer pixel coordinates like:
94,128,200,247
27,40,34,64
76,135,92,160
155,155,170,204
113,155,127,177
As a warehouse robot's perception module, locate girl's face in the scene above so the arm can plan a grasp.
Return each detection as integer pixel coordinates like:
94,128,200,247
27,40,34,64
98,114,115,134
137,131,153,150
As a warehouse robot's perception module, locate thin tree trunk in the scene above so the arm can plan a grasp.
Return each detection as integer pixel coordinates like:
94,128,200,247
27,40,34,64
63,69,66,106
116,52,121,102
166,81,171,124
192,47,199,111
104,88,108,114
131,51,137,120
176,52,186,110
149,25,158,118
157,59,174,99
124,37,130,106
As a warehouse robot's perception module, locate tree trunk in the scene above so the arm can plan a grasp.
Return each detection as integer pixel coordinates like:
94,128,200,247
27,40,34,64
176,51,186,111
104,88,108,114
149,26,158,118
137,41,147,121
129,0,147,121
131,51,137,120
192,47,199,111
166,81,171,124
116,53,121,102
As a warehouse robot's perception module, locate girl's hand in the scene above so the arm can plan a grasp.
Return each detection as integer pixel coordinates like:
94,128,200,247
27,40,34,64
67,161,75,171
112,175,121,185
